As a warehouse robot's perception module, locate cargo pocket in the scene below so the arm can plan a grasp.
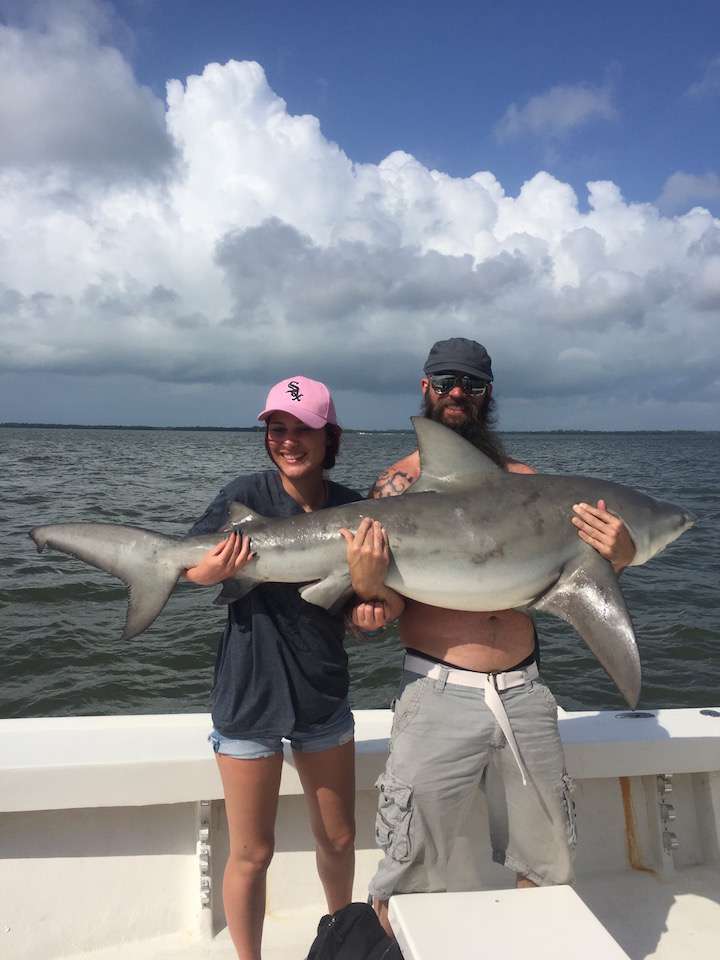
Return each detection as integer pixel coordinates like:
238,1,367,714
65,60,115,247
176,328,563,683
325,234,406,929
535,680,559,711
561,773,578,848
390,677,426,738
375,771,414,862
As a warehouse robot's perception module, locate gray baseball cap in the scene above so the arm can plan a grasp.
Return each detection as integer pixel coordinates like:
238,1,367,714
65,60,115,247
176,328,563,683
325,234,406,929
423,337,493,381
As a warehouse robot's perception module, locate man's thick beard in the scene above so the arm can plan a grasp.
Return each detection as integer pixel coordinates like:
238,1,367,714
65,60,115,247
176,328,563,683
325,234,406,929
422,393,507,467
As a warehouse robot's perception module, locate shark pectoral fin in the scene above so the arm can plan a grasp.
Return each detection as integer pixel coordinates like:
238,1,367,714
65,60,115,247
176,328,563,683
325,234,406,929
532,552,641,708
409,416,504,493
212,577,257,605
299,572,354,611
222,501,265,531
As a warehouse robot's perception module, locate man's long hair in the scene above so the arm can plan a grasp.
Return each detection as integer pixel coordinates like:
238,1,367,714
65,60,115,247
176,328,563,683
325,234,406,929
422,391,508,467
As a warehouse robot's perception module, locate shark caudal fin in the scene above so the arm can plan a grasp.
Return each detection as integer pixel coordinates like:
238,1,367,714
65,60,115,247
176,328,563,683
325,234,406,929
30,523,182,640
532,551,641,708
409,417,504,493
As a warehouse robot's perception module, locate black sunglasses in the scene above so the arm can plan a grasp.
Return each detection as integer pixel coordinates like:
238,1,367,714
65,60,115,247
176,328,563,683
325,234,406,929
428,374,489,397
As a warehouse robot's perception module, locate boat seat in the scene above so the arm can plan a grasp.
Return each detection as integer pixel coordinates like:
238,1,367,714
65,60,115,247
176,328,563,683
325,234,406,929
388,886,631,959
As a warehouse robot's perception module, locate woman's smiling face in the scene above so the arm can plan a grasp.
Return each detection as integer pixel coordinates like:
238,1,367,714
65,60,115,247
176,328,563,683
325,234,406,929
265,411,328,479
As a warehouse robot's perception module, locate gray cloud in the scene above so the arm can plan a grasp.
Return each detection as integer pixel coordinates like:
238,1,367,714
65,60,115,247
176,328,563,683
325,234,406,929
686,55,720,98
495,83,616,142
5,200,716,419
657,171,720,214
0,2,175,181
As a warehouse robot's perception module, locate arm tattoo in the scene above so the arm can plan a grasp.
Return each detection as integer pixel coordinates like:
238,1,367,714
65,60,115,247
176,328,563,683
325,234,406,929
370,469,416,498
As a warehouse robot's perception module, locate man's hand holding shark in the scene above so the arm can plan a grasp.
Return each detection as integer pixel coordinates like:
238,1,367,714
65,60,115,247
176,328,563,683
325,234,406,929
340,518,406,629
572,499,636,572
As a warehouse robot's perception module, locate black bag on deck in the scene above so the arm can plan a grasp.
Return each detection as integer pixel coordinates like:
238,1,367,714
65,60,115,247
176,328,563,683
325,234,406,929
306,902,403,960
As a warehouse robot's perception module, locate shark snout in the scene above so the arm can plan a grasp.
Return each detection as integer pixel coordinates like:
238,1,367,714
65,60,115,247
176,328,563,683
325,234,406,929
633,500,696,565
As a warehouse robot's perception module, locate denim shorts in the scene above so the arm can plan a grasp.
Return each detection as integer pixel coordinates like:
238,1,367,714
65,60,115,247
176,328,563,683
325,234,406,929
368,662,576,898
208,699,355,760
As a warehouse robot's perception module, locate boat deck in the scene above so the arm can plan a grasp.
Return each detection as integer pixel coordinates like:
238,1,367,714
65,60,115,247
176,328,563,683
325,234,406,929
3,708,719,960
54,865,720,960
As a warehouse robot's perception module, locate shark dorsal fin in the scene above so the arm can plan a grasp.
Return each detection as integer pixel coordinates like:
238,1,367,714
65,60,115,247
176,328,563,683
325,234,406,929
222,501,265,531
408,417,504,493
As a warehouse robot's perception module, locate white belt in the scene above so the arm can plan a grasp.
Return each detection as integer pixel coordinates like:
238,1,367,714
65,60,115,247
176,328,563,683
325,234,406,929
403,652,538,786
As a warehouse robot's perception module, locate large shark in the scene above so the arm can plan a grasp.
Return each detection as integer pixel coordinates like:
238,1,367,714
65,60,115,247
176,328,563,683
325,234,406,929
30,418,694,707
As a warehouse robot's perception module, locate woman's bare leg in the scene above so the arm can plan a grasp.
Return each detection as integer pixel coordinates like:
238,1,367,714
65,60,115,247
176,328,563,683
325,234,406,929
216,752,284,960
294,739,356,912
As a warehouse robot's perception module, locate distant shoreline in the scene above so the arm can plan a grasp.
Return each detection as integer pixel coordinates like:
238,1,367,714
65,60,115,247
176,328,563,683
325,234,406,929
1,422,715,435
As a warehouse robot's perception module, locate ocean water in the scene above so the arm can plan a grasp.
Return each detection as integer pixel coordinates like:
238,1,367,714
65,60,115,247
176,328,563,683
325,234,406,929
1,426,718,717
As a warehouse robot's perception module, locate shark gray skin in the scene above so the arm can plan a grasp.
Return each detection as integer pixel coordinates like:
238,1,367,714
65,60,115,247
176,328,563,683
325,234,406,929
30,418,695,708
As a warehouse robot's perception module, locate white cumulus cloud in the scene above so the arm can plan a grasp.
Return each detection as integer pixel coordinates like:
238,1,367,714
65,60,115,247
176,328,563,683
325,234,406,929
0,8,718,429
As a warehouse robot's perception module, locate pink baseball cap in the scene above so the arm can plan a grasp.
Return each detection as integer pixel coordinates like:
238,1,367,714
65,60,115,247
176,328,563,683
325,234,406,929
257,376,338,429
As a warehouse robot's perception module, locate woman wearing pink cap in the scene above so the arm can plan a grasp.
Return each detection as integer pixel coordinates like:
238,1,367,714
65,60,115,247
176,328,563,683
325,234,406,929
184,376,363,960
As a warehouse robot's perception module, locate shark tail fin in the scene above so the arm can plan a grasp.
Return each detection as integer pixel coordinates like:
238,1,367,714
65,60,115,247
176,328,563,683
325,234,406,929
30,522,183,640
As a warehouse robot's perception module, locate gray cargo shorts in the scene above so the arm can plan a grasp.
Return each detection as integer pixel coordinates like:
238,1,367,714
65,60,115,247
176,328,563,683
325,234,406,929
368,660,576,899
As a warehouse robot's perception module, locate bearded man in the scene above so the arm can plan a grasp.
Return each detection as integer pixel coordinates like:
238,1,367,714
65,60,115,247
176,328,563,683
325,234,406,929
344,337,636,935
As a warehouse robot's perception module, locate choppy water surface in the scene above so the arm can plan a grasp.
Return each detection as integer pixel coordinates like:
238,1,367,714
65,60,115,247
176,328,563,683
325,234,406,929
1,427,718,717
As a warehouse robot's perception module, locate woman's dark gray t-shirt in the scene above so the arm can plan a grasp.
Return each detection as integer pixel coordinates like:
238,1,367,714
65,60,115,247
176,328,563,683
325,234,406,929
189,470,363,738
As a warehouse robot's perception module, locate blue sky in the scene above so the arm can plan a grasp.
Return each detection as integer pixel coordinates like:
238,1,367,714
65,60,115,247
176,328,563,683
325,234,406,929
0,0,719,429
117,0,720,211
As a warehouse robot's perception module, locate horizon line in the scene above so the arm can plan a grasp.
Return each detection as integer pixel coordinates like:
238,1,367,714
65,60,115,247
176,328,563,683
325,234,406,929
1,422,716,435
